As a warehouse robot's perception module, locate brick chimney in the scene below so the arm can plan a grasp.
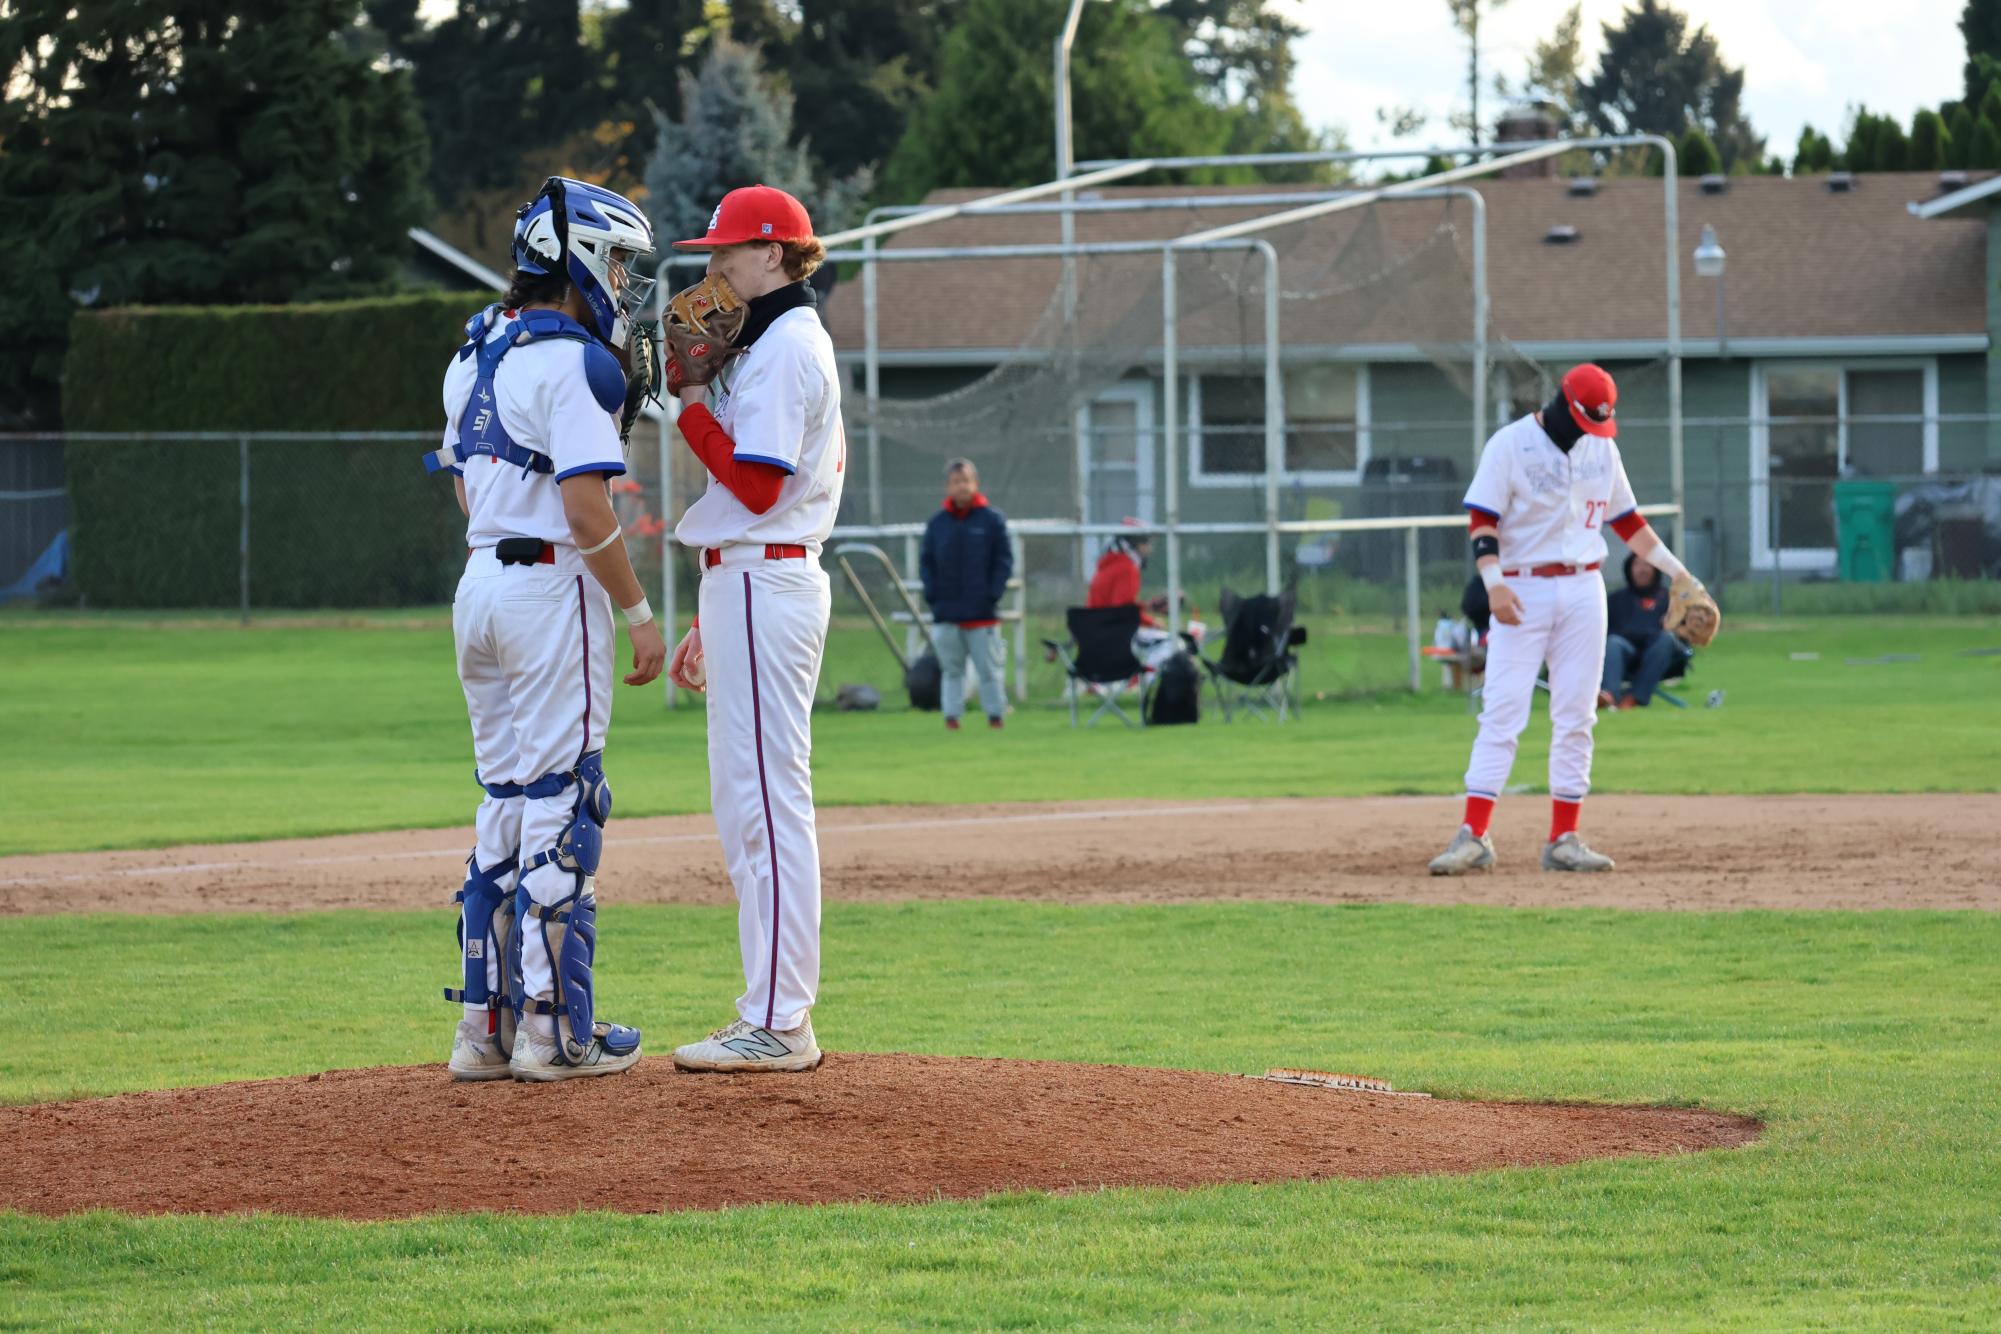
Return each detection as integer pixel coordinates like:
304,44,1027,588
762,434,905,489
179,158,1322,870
1495,103,1561,178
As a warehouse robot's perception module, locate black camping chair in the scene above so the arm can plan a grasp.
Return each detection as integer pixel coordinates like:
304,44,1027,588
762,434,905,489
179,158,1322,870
1198,587,1306,722
1042,605,1146,728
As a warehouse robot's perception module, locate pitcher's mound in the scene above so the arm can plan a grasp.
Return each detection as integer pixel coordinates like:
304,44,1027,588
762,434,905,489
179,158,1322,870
0,1053,1759,1219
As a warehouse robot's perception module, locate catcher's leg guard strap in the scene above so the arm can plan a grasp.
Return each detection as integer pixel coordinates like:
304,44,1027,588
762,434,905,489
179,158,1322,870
519,887,608,1063
522,751,611,883
444,853,517,1012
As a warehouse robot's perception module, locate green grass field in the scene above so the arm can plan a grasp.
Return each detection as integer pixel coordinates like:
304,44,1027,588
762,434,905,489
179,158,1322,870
4,610,1998,1328
2,904,1997,1327
1,612,1996,855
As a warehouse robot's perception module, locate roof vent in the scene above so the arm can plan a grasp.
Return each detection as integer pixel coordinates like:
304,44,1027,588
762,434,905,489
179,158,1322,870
1543,224,1580,245
1938,170,1970,193
1827,172,1856,193
1699,174,1728,195
1566,177,1600,197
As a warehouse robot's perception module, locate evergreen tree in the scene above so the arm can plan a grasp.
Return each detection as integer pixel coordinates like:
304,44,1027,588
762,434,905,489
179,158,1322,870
879,0,1236,201
1679,127,1721,176
1496,4,1587,134
1909,109,1950,170
1844,111,1882,172
366,0,601,217
1974,115,2001,168
1156,0,1336,172
0,0,430,427
1872,117,1910,171
1948,105,1978,166
643,35,870,258
780,0,964,183
1963,0,2001,104
1578,0,1764,171
1793,124,1834,174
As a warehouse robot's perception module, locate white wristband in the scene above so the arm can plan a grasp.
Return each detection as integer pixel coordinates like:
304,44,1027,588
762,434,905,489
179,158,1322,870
1648,545,1688,582
1479,563,1504,591
579,524,623,557
621,598,653,628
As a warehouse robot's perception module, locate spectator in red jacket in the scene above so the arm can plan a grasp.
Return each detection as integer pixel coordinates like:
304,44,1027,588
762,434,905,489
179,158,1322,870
1087,527,1160,627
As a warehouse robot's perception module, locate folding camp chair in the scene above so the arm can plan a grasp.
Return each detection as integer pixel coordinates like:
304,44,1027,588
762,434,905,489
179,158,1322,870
1198,587,1306,722
1042,605,1146,728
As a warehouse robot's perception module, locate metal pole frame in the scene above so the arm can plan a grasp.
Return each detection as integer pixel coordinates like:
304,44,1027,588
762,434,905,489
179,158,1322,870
828,236,1280,640
1068,134,1680,547
852,189,1487,602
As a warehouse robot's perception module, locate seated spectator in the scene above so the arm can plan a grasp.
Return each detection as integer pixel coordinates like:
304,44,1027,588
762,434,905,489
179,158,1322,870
1088,523,1166,626
1601,553,1684,709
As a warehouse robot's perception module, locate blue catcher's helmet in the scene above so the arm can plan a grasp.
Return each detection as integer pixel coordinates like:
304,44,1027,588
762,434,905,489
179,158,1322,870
512,177,656,347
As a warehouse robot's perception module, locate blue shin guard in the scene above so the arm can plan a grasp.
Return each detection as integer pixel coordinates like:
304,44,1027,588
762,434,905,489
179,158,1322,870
512,752,638,1065
445,853,517,1020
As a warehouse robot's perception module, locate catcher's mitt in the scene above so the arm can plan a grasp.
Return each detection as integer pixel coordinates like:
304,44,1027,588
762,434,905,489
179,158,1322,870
618,321,661,450
663,273,747,390
1663,571,1721,647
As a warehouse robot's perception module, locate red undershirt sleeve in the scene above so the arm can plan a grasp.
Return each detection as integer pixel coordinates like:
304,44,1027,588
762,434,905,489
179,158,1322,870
677,403,788,515
1609,511,1646,541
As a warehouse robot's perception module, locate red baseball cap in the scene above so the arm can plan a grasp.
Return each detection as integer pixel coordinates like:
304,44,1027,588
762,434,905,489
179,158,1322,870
1560,363,1618,437
673,185,815,249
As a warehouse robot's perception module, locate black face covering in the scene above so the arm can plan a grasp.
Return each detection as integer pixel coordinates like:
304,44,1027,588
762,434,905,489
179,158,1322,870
736,280,817,349
1539,389,1585,452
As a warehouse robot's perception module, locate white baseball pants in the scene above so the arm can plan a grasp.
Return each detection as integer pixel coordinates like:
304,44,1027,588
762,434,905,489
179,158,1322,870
454,547,614,1035
699,549,831,1033
1464,571,1607,804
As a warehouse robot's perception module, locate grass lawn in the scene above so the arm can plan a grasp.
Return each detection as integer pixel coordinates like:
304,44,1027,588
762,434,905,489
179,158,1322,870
1,613,1996,856
2,902,1997,1328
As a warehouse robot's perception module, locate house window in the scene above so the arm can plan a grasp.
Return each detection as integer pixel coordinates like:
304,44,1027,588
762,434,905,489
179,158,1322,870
1751,360,1936,569
1191,364,1368,486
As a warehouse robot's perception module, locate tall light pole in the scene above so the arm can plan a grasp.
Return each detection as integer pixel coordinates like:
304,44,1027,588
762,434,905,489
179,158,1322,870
1692,222,1730,596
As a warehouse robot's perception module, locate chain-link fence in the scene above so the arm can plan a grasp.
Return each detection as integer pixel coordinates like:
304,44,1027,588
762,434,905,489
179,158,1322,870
5,419,1996,704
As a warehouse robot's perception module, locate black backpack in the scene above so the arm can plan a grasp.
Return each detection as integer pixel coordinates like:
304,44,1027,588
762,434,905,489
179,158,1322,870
905,649,942,712
1145,651,1201,725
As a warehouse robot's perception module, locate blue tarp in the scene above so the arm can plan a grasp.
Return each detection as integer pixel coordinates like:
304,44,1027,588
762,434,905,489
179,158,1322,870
1,529,67,601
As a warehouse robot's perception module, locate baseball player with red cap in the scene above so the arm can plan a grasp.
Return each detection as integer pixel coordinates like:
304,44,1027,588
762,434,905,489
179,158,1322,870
1430,364,1716,875
661,186,844,1072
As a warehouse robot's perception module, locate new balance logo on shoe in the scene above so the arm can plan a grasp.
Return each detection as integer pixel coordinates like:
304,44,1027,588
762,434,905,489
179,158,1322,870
721,1028,792,1060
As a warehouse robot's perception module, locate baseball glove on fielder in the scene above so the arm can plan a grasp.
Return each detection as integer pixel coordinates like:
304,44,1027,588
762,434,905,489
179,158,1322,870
1663,571,1721,647
663,273,747,392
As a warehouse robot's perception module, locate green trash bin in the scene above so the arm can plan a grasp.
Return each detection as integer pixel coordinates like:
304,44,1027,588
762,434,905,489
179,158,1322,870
1834,480,1897,583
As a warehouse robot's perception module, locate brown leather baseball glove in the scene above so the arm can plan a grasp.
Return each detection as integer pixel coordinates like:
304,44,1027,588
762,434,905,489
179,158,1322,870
1663,572,1721,647
662,273,747,390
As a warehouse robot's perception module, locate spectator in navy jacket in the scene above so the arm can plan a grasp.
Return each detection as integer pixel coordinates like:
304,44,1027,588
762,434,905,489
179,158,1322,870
1601,553,1686,709
920,460,1014,729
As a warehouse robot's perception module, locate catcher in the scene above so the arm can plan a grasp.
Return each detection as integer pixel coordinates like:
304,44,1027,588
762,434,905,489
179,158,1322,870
1429,363,1719,877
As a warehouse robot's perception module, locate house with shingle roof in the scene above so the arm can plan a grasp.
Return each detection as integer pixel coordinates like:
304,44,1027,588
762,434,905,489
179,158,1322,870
822,169,1998,582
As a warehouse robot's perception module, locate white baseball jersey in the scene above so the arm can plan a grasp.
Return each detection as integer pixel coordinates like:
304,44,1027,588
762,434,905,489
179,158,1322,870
1456,413,1638,810
441,322,629,548
1463,414,1637,569
674,306,846,551
439,318,627,1042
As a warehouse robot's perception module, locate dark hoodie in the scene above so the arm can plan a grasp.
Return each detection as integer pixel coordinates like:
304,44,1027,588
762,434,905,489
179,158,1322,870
920,492,1013,625
1607,553,1670,646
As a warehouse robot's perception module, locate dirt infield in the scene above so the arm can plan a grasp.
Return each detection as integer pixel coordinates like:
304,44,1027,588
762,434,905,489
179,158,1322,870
5,794,1997,915
0,1053,1759,1219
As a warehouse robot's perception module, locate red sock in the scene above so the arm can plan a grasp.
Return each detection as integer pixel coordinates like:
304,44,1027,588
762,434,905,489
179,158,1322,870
1462,795,1495,837
1550,799,1581,842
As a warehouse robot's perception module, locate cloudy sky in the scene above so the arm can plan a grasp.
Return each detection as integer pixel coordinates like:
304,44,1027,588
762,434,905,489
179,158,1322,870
1287,0,1968,161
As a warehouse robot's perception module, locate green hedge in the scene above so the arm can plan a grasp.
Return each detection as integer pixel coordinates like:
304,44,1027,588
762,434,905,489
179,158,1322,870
61,293,492,607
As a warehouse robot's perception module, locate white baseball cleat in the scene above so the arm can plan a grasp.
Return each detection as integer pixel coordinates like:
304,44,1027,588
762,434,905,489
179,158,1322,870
673,1017,822,1073
1542,832,1616,872
1428,824,1496,876
509,1023,643,1082
448,1017,514,1082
